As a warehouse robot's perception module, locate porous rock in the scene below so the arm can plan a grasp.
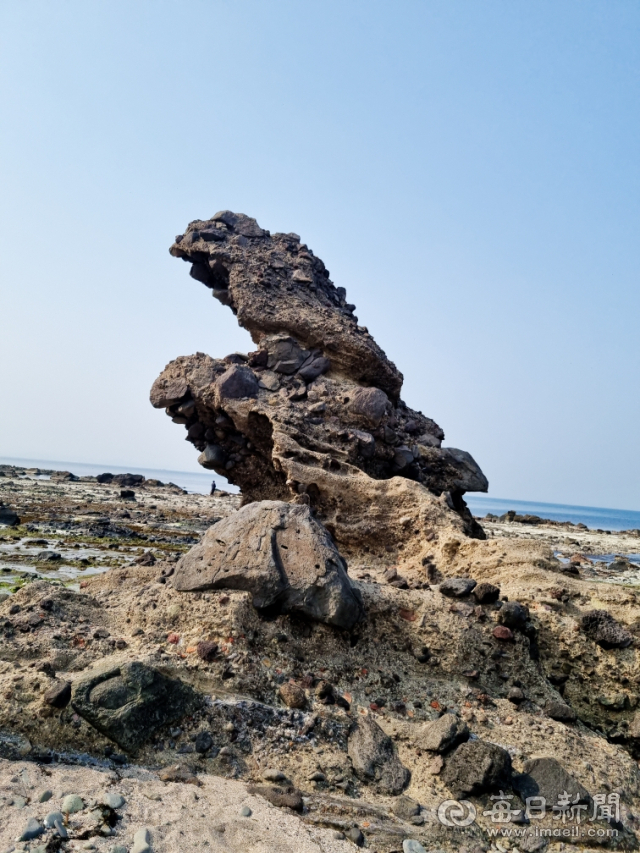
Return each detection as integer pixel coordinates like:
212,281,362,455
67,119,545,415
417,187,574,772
173,500,364,630
513,757,590,806
441,739,512,797
151,212,489,556
347,714,410,795
580,609,633,649
498,601,530,631
71,661,201,752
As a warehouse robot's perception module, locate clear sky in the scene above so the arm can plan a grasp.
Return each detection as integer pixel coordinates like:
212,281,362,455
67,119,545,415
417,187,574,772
1,1,638,510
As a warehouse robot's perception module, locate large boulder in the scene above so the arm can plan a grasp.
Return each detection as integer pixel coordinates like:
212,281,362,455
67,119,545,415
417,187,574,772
71,661,201,752
173,500,364,630
348,715,410,795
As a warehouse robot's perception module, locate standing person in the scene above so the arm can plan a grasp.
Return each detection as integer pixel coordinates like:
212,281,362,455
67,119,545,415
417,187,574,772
210,480,216,496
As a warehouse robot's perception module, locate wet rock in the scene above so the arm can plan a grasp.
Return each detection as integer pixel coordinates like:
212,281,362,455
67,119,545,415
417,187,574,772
442,740,512,798
498,601,529,631
173,501,364,630
544,700,576,722
36,550,62,562
473,582,500,603
348,715,410,795
580,609,633,649
415,713,468,752
44,679,71,708
513,757,590,806
0,504,19,526
279,682,306,709
71,661,201,752
439,578,477,598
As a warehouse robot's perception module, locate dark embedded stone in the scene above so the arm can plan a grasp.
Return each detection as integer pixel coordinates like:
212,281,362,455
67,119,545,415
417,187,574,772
215,365,259,400
439,577,477,598
473,582,500,604
196,641,218,662
194,731,214,754
442,740,512,798
499,601,529,631
513,757,590,806
44,680,71,709
247,784,304,811
120,490,136,500
544,700,576,722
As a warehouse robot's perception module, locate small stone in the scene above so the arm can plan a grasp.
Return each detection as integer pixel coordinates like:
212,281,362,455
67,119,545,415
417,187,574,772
195,730,214,753
346,827,364,846
416,713,468,752
240,805,252,817
439,577,477,598
580,609,633,649
498,601,529,631
44,811,64,828
18,818,43,841
62,794,84,814
508,687,525,704
333,831,346,840
38,789,53,802
473,582,500,603
109,847,128,853
102,792,126,809
403,842,427,853
132,827,152,853
158,764,200,785
493,625,514,641
196,640,218,662
403,841,427,853
392,795,421,820
427,755,444,774
308,771,326,782
442,739,512,797
11,795,27,809
54,819,68,839
263,768,286,782
279,682,306,709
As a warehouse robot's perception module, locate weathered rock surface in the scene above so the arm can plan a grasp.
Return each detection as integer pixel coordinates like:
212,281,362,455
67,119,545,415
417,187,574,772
441,740,512,797
151,211,488,554
414,712,468,752
513,757,590,806
71,661,201,752
348,715,410,795
173,500,364,629
580,609,633,649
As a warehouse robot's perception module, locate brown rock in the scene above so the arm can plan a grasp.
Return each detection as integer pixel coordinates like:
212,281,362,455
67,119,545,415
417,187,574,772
196,641,218,662
159,764,201,785
247,784,303,811
279,682,306,709
493,625,514,641
44,680,71,709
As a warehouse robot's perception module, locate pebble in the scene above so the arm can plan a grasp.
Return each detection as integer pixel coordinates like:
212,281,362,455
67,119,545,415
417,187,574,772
102,792,126,809
17,818,43,841
108,847,127,853
62,793,84,814
132,827,152,853
403,842,427,853
54,820,68,839
38,789,53,803
333,831,345,840
240,805,252,817
11,796,27,809
346,827,364,846
44,811,64,828
263,768,286,782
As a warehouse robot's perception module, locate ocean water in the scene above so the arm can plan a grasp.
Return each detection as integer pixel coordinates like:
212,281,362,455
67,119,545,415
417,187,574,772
465,494,640,533
2,457,639,532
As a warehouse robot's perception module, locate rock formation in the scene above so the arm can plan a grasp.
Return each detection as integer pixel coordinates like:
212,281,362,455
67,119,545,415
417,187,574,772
151,212,488,556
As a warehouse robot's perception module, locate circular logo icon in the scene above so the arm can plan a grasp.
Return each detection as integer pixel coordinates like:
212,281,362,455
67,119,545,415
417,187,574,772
437,799,477,827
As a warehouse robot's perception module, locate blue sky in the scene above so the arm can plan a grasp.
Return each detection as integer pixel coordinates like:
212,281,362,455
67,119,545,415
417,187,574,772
1,1,638,510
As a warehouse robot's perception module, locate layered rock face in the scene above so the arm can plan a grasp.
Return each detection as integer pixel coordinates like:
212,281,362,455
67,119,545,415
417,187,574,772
151,211,488,553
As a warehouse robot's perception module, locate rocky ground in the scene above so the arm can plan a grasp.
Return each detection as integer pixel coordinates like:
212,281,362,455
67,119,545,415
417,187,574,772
2,466,640,853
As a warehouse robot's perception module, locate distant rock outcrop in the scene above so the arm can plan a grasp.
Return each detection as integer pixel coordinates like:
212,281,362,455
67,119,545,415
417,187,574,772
151,212,488,554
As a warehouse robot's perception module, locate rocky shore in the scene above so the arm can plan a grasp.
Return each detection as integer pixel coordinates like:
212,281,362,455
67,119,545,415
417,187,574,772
2,212,640,853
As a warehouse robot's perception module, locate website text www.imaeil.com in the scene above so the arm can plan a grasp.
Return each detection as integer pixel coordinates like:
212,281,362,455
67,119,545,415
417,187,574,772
435,790,620,841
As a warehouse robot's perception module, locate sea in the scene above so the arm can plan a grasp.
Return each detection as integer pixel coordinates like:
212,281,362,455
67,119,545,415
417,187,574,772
2,456,639,533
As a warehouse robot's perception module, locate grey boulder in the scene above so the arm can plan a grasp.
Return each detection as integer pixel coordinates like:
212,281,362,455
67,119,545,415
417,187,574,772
513,757,590,806
173,500,364,630
348,715,410,795
442,740,512,798
71,661,201,752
